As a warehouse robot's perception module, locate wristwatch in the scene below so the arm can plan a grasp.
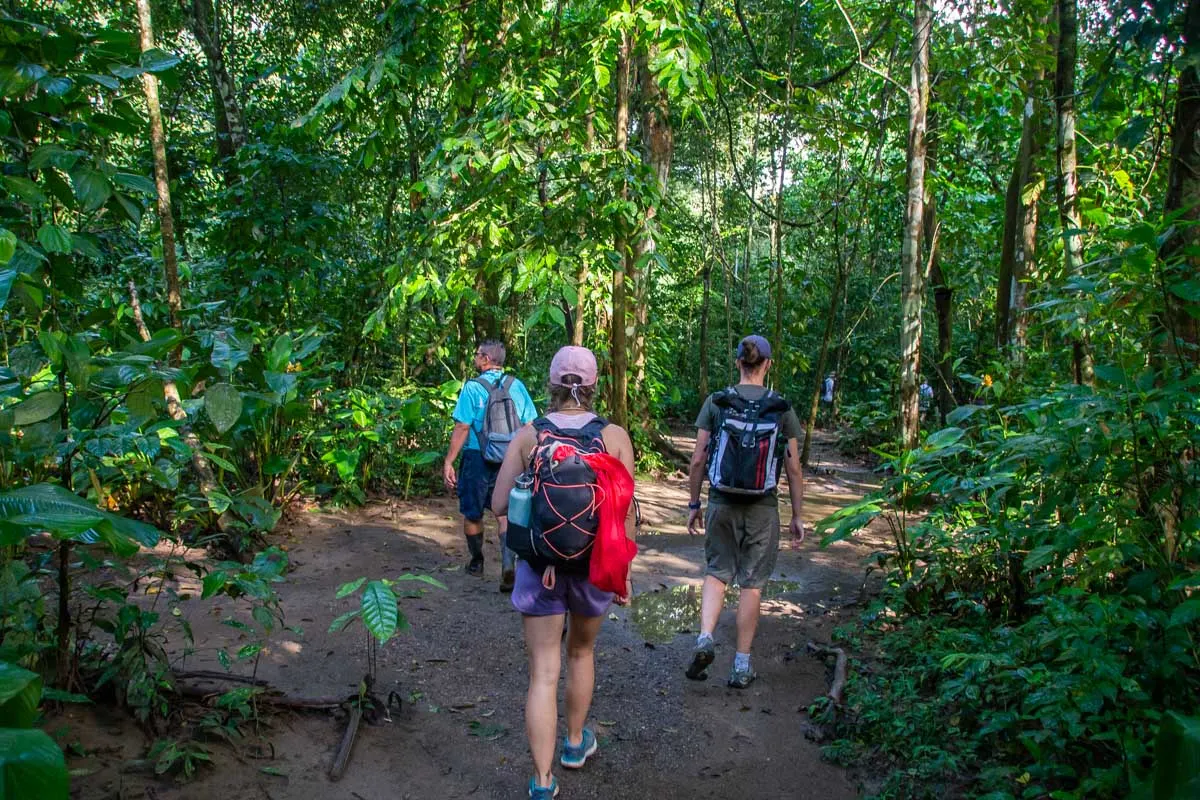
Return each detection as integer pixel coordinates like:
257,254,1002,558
687,500,701,511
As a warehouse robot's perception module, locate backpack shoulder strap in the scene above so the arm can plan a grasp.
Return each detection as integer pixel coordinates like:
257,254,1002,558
471,375,499,394
501,375,516,390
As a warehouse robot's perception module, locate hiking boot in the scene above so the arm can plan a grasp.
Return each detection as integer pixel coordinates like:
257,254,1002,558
528,776,560,799
466,556,484,577
560,728,598,769
499,567,515,593
685,638,715,681
727,666,758,689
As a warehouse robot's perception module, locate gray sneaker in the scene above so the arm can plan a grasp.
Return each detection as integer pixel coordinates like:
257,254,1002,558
685,638,715,681
727,666,757,689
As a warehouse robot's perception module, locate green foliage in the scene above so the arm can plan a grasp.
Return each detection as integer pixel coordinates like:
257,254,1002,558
0,662,68,800
330,573,447,645
817,356,1200,796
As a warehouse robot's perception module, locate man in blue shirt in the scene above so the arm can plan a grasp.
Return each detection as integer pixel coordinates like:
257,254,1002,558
443,340,537,590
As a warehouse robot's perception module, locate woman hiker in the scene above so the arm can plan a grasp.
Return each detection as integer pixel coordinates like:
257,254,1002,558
492,345,637,799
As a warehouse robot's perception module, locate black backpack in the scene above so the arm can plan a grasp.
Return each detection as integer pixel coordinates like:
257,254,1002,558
705,387,791,496
508,416,609,572
472,374,521,464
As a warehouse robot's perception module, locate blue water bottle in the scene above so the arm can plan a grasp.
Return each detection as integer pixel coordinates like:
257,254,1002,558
508,473,534,528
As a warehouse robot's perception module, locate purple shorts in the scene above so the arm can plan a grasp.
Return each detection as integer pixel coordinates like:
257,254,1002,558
511,560,613,617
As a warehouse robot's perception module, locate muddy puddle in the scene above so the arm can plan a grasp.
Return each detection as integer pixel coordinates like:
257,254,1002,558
629,580,804,643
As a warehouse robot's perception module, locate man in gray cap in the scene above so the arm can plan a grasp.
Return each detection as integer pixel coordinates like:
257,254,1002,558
684,334,807,688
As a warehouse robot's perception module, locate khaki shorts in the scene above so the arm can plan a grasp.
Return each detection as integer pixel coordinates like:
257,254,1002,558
703,501,780,589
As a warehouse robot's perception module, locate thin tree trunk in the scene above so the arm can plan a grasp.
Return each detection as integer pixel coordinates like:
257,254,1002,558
740,105,762,324
610,28,633,428
1012,82,1044,354
185,0,246,168
770,140,788,359
899,0,932,450
996,155,1020,350
138,0,183,366
632,49,673,417
1055,0,1093,385
924,121,954,420
802,262,846,466
1161,0,1200,362
572,110,596,348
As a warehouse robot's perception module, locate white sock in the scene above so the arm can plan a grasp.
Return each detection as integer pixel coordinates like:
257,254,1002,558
734,652,751,672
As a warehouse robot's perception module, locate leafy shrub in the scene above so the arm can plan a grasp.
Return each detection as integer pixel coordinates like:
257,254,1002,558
817,366,1200,798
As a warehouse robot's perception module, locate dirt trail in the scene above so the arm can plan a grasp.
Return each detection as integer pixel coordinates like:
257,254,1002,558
64,431,888,800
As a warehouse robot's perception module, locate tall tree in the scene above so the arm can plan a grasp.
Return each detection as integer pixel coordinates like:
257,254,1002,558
610,26,633,428
1054,0,1093,385
183,0,247,174
1011,84,1044,354
899,0,932,449
1162,0,1200,362
631,48,674,414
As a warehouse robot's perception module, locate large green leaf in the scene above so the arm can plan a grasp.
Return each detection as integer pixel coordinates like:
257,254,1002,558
0,663,40,728
11,391,63,426
111,172,156,196
0,484,159,550
140,48,181,72
35,225,71,255
267,334,292,373
204,383,242,434
1153,712,1200,800
0,727,68,800
361,580,398,644
0,230,15,264
69,166,111,211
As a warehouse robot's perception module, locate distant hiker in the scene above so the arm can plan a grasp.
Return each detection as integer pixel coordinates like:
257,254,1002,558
443,339,537,590
685,334,806,689
820,371,836,428
492,346,637,800
919,379,934,421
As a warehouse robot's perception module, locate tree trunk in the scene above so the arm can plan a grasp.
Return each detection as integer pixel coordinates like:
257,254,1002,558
802,263,846,466
924,134,954,420
632,49,673,417
996,153,1020,350
1012,88,1043,354
572,109,596,348
1161,0,1200,362
1055,0,1093,385
899,0,932,450
610,28,633,428
740,105,762,325
185,0,246,171
138,0,183,366
770,139,788,362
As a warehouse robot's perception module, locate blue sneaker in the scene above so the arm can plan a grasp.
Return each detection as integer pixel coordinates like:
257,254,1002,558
559,727,598,769
528,776,559,798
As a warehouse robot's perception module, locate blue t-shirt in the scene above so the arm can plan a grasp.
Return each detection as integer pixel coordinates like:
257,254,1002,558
452,369,538,451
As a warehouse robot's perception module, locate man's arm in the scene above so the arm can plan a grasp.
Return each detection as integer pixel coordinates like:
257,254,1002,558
782,437,806,545
687,428,711,536
443,423,471,489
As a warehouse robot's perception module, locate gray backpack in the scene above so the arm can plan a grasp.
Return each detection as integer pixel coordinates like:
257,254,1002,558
472,374,521,464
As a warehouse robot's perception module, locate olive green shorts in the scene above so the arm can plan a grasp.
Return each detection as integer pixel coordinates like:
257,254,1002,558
703,500,780,589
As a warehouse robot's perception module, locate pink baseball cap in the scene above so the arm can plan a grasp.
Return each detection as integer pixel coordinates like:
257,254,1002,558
549,346,598,386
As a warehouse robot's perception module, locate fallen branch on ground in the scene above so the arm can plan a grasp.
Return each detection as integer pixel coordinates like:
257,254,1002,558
646,427,691,469
806,641,848,705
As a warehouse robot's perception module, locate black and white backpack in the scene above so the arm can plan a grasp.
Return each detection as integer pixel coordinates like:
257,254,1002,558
706,387,791,496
